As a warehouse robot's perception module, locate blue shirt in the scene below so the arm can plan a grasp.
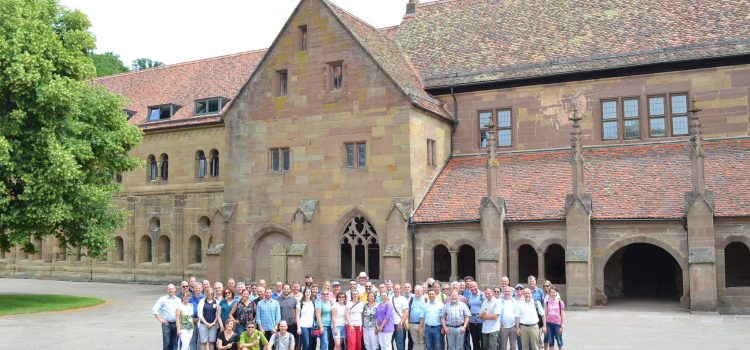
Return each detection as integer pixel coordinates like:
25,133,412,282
256,298,281,330
408,296,426,324
531,287,544,303
152,294,181,322
189,294,205,318
466,291,485,324
421,300,443,327
462,290,472,300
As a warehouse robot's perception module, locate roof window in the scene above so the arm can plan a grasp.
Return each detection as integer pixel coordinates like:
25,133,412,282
195,98,223,115
148,104,176,121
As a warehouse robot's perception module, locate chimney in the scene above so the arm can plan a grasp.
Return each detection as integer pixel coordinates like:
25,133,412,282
406,0,419,15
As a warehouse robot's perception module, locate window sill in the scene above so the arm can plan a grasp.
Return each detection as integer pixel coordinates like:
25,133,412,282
343,166,367,172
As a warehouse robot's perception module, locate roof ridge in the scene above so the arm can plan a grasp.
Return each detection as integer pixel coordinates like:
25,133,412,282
324,0,380,31
93,48,268,81
417,0,463,9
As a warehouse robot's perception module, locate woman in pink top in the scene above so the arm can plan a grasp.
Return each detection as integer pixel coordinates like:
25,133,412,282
544,286,564,350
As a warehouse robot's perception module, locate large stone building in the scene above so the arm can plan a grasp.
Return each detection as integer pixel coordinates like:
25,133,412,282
2,0,749,313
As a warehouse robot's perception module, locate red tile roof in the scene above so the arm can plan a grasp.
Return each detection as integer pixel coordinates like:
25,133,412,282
396,0,750,88
93,50,266,131
412,139,750,223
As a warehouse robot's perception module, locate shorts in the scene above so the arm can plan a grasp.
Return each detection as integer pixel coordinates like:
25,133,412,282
198,322,218,342
545,323,563,347
334,325,347,339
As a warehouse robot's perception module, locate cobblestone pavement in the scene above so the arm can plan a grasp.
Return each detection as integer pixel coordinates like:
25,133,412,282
1,278,747,349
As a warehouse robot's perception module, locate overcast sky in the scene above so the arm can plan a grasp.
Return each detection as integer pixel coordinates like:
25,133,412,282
58,0,430,67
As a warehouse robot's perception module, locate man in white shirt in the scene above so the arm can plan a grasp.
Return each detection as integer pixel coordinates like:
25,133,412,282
516,288,545,350
498,286,520,350
392,284,410,350
153,283,181,350
478,287,501,350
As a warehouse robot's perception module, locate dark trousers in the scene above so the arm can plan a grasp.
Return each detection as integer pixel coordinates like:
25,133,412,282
265,330,275,343
287,324,299,350
161,322,178,350
408,326,414,350
469,323,483,350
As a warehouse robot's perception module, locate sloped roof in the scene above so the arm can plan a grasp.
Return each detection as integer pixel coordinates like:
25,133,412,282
94,50,266,131
324,1,453,120
412,139,750,223
396,0,750,88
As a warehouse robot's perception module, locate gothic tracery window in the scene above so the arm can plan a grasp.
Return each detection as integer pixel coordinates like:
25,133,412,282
340,216,379,279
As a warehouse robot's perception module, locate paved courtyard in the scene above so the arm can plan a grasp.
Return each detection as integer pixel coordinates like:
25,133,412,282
0,278,747,349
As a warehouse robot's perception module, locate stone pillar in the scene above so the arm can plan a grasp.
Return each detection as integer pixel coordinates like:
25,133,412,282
684,100,718,312
477,248,501,287
537,249,545,282
449,249,458,281
383,197,412,283
564,109,593,308
286,244,307,283
480,197,506,283
206,203,236,283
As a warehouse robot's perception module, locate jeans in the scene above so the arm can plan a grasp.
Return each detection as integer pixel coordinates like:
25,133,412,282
319,326,330,350
424,326,442,350
393,326,406,350
445,327,464,350
545,323,562,348
162,322,178,350
469,323,482,350
300,327,313,350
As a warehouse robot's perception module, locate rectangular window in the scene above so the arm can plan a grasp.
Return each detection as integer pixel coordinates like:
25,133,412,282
478,109,512,147
648,96,667,137
671,94,689,135
299,25,308,51
278,70,288,97
148,105,173,121
427,139,436,166
330,61,343,90
345,142,366,168
623,98,640,139
270,148,291,172
601,100,619,140
195,98,221,115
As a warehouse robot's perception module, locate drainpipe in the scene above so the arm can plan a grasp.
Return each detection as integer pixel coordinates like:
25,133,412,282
450,87,459,153
410,220,416,285
505,221,511,277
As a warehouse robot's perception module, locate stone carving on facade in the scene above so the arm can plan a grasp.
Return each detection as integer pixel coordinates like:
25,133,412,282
386,197,413,221
293,199,319,222
287,243,307,256
565,248,589,262
477,247,501,261
540,90,588,131
383,244,407,257
206,244,225,256
218,203,237,223
688,247,715,264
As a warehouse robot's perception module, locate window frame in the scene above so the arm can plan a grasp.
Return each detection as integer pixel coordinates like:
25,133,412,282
329,61,343,91
147,104,174,121
647,95,668,138
299,25,308,51
669,93,690,136
344,141,366,168
622,97,641,139
277,69,288,97
194,98,222,116
600,97,642,141
478,108,513,148
196,150,207,178
427,139,437,166
270,147,291,173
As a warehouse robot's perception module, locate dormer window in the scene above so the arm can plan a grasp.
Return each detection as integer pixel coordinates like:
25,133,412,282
195,98,222,115
148,105,175,121
123,109,135,120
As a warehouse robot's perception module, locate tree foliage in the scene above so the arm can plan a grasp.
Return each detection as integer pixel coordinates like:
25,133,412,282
0,0,143,257
131,57,165,71
89,51,129,77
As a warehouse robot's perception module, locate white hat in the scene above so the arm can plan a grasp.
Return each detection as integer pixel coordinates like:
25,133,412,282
358,272,368,278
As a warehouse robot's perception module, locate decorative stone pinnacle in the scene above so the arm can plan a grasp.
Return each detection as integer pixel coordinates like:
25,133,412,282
486,121,499,198
688,100,707,194
569,107,585,197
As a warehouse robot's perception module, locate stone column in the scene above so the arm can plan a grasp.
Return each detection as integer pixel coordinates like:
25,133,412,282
684,100,718,312
537,249,545,282
477,248,501,287
564,109,593,308
449,249,458,281
479,123,507,283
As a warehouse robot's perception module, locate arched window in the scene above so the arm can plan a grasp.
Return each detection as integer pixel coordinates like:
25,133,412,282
518,244,538,282
457,245,476,280
160,154,169,180
544,244,566,284
189,236,202,264
158,235,171,263
199,216,211,231
209,149,220,177
196,150,207,178
139,235,152,263
114,237,124,262
433,244,451,282
725,242,750,287
340,215,379,279
148,155,157,181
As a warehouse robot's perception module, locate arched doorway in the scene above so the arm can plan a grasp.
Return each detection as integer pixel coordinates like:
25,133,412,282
457,245,476,280
544,244,566,284
518,244,538,283
340,216,380,279
433,245,451,282
604,243,683,300
253,231,292,282
725,242,750,287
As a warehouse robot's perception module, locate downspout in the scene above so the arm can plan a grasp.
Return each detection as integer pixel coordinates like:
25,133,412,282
505,221,511,277
450,87,459,153
410,220,416,285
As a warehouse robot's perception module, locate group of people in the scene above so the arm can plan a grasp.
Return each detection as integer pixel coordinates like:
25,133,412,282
152,272,564,350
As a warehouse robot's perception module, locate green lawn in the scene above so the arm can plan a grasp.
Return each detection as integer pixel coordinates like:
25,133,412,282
0,294,105,316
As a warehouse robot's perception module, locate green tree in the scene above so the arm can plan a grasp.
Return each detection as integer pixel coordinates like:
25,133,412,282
0,0,143,257
89,51,129,77
131,57,165,71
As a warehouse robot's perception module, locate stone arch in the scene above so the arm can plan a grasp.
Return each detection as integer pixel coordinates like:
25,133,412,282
724,241,750,287
196,150,207,178
159,153,169,180
597,236,688,304
158,235,171,264
433,244,451,282
457,244,476,280
209,149,220,177
339,212,380,280
188,235,202,265
147,154,157,181
251,226,293,282
139,235,152,263
544,244,566,285
518,244,539,283
114,236,124,262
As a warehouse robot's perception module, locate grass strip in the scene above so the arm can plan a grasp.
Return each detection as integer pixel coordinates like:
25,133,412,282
0,294,104,316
